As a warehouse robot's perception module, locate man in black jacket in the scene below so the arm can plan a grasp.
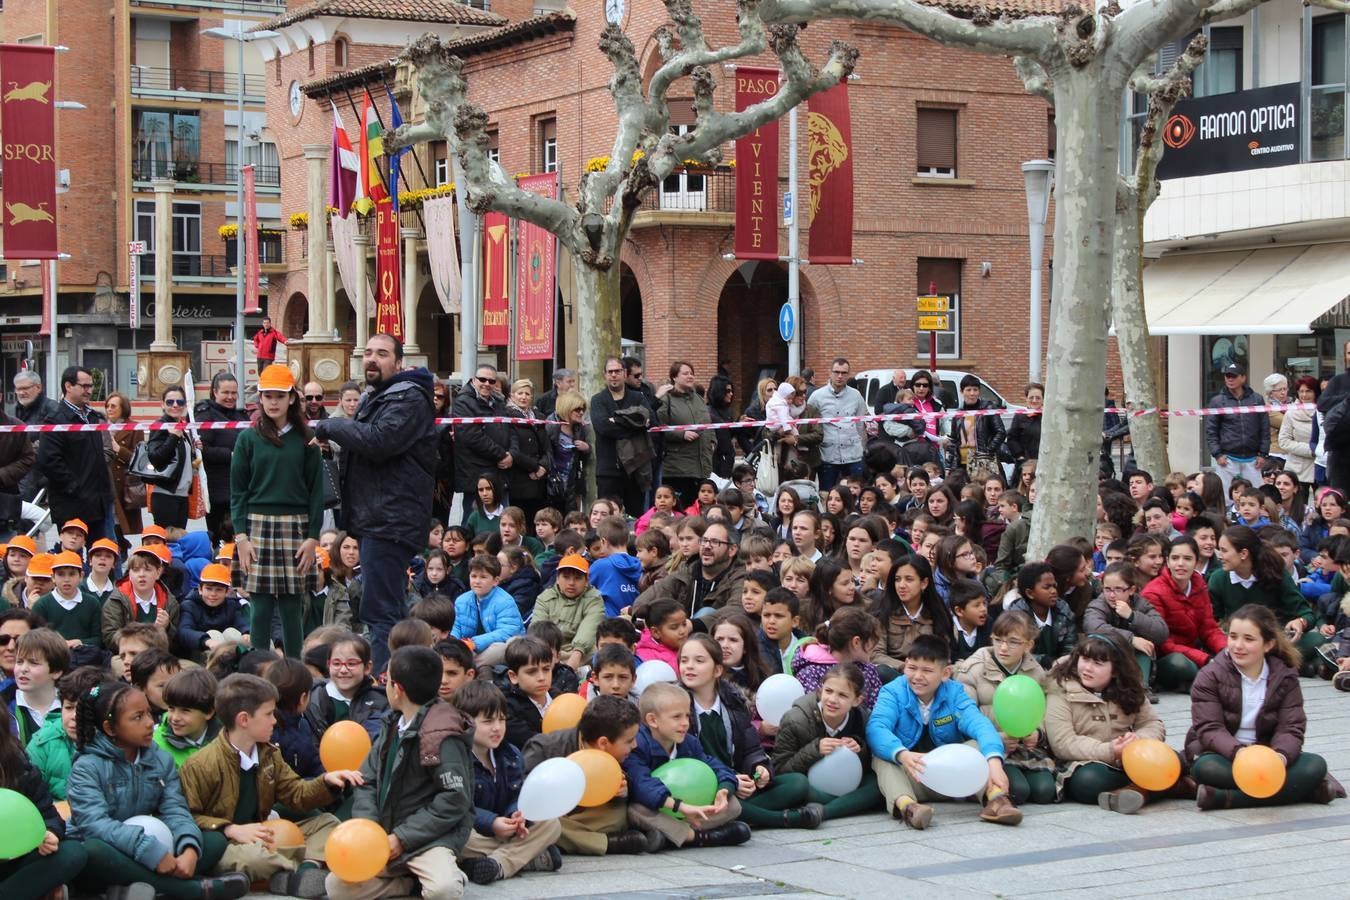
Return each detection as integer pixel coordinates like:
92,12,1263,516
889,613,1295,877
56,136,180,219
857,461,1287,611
451,364,511,524
592,357,652,515
36,366,112,541
13,370,58,501
1205,362,1268,495
0,408,33,540
314,334,435,674
195,372,248,544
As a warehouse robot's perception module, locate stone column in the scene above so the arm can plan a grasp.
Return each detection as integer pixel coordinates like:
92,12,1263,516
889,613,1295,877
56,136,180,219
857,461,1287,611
325,241,338,340
302,144,328,337
401,227,422,354
351,233,370,377
150,178,176,351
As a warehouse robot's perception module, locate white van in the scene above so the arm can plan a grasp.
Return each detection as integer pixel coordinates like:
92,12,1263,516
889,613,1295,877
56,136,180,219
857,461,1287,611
848,369,1024,418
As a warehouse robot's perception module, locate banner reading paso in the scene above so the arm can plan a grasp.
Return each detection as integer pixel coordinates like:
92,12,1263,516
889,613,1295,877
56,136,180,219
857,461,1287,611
0,44,57,260
734,66,780,261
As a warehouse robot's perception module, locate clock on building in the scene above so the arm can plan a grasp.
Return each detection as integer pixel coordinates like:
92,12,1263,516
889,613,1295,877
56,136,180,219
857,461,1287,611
289,80,303,118
605,0,625,26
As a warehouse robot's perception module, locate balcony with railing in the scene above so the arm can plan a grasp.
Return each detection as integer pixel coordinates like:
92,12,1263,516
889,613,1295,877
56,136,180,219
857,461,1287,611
130,0,284,9
131,66,265,102
139,254,234,283
631,167,735,227
132,158,281,191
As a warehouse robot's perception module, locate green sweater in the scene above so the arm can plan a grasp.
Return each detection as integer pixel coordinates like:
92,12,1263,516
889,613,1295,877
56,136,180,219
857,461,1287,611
230,426,325,540
32,588,103,646
1206,568,1318,627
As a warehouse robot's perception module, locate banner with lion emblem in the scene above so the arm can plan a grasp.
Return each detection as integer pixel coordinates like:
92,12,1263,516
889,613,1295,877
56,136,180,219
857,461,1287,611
0,44,57,259
807,82,853,265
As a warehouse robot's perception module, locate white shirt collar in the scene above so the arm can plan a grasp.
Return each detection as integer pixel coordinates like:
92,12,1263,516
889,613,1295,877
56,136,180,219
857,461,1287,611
953,616,978,645
1239,658,1270,687
85,574,111,593
52,589,82,611
397,715,413,735
231,740,260,771
1230,571,1258,589
325,680,351,702
531,694,551,716
818,703,846,737
1032,606,1053,629
693,695,723,717
15,689,59,717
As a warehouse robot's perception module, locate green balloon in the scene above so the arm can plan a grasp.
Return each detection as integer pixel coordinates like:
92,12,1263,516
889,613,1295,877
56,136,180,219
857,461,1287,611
0,787,45,859
992,673,1047,739
653,758,718,818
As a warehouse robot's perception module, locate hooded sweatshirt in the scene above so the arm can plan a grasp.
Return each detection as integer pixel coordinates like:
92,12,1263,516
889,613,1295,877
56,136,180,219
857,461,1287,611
590,551,643,617
791,641,883,710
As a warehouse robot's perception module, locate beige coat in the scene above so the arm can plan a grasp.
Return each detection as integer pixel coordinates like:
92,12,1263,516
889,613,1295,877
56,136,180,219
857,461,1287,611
1043,676,1165,764
872,609,937,669
953,646,1050,719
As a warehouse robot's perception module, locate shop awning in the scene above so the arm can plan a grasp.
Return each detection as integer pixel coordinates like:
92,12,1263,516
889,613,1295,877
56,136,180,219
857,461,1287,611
1141,243,1350,335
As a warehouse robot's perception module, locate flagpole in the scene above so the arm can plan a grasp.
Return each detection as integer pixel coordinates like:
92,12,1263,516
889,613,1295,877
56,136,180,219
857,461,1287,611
452,154,478,381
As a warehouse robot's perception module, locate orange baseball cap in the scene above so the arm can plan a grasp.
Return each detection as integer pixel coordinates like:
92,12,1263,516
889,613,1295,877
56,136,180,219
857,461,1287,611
141,525,168,541
130,544,172,565
89,538,120,557
51,551,83,571
27,553,55,578
60,518,88,535
217,543,234,560
258,364,296,393
199,563,232,586
556,553,590,575
7,535,37,557
316,547,331,570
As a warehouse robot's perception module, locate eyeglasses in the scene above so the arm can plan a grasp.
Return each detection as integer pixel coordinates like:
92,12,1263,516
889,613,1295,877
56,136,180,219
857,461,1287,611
75,382,94,389
329,659,364,670
912,382,931,389
700,537,733,549
1102,585,1132,594
605,368,624,375
474,376,494,384
992,637,1027,649
164,399,186,407
304,394,324,401
956,550,976,559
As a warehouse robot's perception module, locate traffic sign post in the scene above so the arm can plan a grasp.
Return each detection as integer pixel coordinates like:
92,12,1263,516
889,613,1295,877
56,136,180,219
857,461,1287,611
917,295,949,313
917,314,950,331
919,285,945,373
778,302,796,343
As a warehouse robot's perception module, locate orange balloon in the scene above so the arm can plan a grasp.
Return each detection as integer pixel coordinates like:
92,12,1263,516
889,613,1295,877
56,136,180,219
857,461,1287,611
568,748,624,807
542,693,588,734
1233,745,1287,799
320,721,373,772
269,819,306,849
54,800,70,821
1120,738,1181,792
325,818,388,883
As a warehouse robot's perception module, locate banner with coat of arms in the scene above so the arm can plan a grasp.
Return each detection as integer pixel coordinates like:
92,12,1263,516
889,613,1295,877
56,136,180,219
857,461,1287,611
513,173,558,361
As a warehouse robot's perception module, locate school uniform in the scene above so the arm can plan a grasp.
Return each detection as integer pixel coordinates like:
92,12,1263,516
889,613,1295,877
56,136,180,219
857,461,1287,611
522,728,628,855
1044,676,1164,804
622,724,743,847
463,741,562,876
32,587,103,647
954,648,1056,805
771,692,883,819
304,676,389,742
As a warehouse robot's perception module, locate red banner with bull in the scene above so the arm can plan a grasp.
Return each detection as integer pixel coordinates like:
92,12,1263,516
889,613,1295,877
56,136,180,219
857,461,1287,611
0,45,57,259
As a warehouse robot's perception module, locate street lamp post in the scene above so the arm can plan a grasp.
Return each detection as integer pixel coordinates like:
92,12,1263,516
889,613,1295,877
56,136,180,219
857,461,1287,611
1021,159,1054,384
202,25,278,409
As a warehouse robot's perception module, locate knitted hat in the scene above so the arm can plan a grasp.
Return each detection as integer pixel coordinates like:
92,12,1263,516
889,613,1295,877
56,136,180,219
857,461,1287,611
258,364,296,393
51,551,83,571
7,535,37,557
60,518,88,535
27,553,55,578
199,563,231,586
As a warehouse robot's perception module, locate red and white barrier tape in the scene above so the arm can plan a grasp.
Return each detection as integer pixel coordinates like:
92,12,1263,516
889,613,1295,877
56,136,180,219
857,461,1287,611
0,402,1312,434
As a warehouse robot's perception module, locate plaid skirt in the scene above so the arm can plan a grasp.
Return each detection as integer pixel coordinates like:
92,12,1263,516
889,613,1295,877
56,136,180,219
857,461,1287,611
234,512,309,596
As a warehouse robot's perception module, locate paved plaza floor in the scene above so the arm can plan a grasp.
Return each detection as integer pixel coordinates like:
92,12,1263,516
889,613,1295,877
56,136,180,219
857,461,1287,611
246,675,1350,899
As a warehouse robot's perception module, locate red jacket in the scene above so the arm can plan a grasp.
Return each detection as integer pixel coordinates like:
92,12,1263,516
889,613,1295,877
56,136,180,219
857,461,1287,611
252,327,286,359
1141,571,1227,665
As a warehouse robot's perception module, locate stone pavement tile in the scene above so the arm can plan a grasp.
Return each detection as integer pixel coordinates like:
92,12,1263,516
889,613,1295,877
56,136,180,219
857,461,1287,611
740,858,985,898
811,840,967,868
455,869,700,900
663,841,823,868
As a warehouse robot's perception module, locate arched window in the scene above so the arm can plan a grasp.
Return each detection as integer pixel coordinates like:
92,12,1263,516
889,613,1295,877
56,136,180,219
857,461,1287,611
307,40,315,73
334,37,349,69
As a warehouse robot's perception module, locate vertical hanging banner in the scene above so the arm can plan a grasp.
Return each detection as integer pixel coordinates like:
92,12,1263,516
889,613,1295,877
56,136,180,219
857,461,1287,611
423,195,461,314
39,260,51,336
807,82,854,265
482,210,510,346
0,45,57,260
242,165,261,313
513,173,558,360
734,66,780,260
374,196,403,340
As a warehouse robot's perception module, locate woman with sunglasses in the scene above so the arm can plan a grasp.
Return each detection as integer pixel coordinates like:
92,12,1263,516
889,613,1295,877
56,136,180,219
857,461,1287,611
907,370,946,444
195,372,248,544
143,385,198,530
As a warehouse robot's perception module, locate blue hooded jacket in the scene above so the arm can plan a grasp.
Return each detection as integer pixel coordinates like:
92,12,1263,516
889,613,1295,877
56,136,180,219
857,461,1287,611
866,676,1003,768
590,552,643,617
452,585,524,649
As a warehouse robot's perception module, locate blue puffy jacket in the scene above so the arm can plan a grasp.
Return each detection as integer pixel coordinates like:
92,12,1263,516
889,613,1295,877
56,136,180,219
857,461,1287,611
67,731,202,869
866,677,1003,767
451,586,524,650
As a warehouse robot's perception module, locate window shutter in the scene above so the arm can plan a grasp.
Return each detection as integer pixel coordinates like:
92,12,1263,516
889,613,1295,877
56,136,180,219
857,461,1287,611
668,97,696,126
916,108,957,170
917,258,961,296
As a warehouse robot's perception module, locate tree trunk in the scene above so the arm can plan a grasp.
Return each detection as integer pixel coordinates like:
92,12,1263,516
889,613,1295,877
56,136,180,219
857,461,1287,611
573,257,622,505
1027,65,1126,560
1111,190,1170,478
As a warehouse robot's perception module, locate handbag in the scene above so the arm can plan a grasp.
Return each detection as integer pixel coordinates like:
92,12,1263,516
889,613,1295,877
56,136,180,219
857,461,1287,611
128,440,185,487
123,474,147,510
755,442,779,495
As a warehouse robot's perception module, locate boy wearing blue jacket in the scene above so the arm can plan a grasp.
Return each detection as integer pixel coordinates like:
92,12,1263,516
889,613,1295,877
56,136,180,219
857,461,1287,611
621,682,751,850
452,679,562,884
867,635,1021,830
588,517,642,617
176,563,248,663
452,554,524,667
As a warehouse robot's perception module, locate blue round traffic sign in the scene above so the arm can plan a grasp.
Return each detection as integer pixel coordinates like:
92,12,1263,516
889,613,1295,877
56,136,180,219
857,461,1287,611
778,303,795,342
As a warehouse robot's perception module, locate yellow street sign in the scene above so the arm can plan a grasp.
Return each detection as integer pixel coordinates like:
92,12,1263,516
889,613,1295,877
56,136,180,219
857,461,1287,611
917,295,949,313
918,314,949,331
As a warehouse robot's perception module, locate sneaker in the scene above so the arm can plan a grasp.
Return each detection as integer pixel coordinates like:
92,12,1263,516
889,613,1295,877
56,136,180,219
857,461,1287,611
105,886,156,900
689,821,752,848
1098,787,1146,815
201,872,252,900
286,866,330,898
901,801,933,830
464,857,504,885
523,845,563,873
606,828,652,855
979,793,1023,826
1334,669,1350,692
796,802,825,829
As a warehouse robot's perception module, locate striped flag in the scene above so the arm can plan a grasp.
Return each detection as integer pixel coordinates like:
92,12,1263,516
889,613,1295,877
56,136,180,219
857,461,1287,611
329,104,362,218
386,84,408,213
358,89,386,214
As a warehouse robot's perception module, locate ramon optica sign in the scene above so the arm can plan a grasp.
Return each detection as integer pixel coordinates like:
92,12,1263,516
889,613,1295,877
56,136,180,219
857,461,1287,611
1157,82,1300,180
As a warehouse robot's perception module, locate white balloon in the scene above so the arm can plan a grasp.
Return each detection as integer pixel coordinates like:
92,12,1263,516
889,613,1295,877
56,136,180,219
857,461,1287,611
917,744,990,799
220,627,244,644
633,659,678,696
756,674,806,727
807,747,863,797
126,815,174,855
516,758,586,821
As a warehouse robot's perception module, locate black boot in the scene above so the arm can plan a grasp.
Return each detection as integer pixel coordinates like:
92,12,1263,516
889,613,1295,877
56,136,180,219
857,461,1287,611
690,821,751,847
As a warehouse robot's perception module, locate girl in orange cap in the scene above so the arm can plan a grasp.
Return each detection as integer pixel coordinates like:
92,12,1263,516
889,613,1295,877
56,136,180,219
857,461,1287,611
230,365,324,657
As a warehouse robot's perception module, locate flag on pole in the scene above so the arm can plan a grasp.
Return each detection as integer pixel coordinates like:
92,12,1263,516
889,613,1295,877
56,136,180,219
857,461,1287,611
385,84,409,214
329,103,361,218
242,165,261,313
358,90,386,214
